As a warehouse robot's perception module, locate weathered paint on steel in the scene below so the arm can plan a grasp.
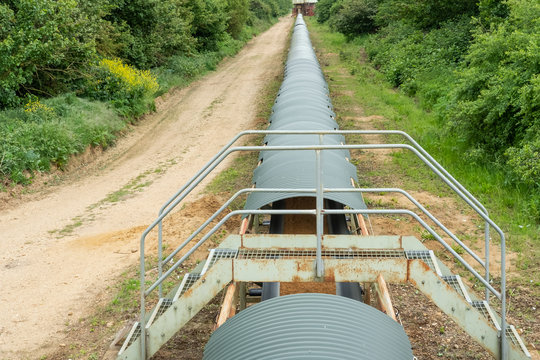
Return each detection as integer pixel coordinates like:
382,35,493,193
408,259,508,358
233,258,408,283
146,261,233,357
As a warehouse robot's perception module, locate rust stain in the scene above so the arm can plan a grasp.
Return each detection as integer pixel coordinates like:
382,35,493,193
406,259,411,281
398,235,403,249
296,260,312,273
324,269,335,283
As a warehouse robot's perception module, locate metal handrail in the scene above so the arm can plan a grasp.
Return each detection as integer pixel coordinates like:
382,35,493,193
147,188,499,297
138,133,506,358
154,130,492,299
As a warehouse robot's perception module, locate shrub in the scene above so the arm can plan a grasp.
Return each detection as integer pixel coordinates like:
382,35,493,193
107,0,196,69
187,0,228,51
85,58,159,118
365,16,473,96
329,0,378,38
376,0,478,30
506,137,540,186
0,95,121,183
0,0,99,108
446,0,540,159
226,0,250,39
316,0,339,23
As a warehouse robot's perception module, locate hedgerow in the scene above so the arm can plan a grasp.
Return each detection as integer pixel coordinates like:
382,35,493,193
0,0,291,185
317,0,540,220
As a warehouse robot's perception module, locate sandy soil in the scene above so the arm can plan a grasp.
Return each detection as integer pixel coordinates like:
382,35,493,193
0,17,293,359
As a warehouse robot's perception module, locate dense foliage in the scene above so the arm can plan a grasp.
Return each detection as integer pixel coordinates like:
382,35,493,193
0,0,291,184
317,0,540,216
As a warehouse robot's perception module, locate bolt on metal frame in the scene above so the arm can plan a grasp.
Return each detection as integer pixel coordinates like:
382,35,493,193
138,130,507,359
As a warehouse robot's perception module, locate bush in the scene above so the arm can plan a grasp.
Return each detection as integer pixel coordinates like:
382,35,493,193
376,0,478,30
0,95,121,183
107,0,196,69
329,0,378,38
226,0,250,39
506,137,540,186
84,58,159,118
0,0,99,108
187,0,228,51
365,16,473,97
316,0,339,23
250,0,273,20
446,0,540,162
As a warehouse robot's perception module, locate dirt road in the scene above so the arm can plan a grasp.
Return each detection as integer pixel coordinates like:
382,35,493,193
0,17,293,358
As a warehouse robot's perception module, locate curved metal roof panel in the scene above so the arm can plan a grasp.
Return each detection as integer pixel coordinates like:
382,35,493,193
270,106,336,123
272,96,333,112
243,12,365,212
203,293,413,360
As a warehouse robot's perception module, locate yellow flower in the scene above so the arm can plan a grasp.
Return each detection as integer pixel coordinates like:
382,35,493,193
24,99,53,113
99,58,159,94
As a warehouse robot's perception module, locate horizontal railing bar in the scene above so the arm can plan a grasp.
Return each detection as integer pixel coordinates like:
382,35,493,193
146,207,501,299
161,188,316,264
145,209,315,295
324,187,485,268
324,209,502,299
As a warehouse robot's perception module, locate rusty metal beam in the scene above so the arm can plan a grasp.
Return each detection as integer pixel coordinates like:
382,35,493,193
233,258,408,283
146,261,232,357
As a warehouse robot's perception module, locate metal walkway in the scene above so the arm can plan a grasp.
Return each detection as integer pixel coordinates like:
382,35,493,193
117,235,530,360
112,130,531,360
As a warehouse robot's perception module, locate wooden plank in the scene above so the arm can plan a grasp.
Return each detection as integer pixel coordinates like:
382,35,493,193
373,274,397,321
357,214,369,235
350,178,369,235
214,282,238,329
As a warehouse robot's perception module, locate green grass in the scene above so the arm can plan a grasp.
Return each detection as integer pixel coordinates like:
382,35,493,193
307,18,539,288
0,94,123,184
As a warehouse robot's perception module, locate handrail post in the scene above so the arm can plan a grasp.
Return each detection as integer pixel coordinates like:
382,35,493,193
158,220,163,297
485,220,490,303
500,232,508,360
315,140,324,277
140,235,147,359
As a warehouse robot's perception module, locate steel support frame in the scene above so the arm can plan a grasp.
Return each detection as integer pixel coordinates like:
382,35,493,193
137,130,507,358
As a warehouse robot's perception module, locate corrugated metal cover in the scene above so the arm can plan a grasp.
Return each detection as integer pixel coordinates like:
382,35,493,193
203,293,413,360
243,13,365,212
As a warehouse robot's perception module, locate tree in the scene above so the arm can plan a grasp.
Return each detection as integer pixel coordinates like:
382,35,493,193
226,0,249,39
329,0,378,37
0,0,99,108
317,0,339,23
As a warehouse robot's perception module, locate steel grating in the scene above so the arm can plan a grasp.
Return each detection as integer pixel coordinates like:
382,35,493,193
506,325,532,357
237,249,405,259
179,273,201,297
156,299,173,318
119,322,141,354
405,250,442,276
208,249,238,268
472,300,501,331
442,275,472,303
